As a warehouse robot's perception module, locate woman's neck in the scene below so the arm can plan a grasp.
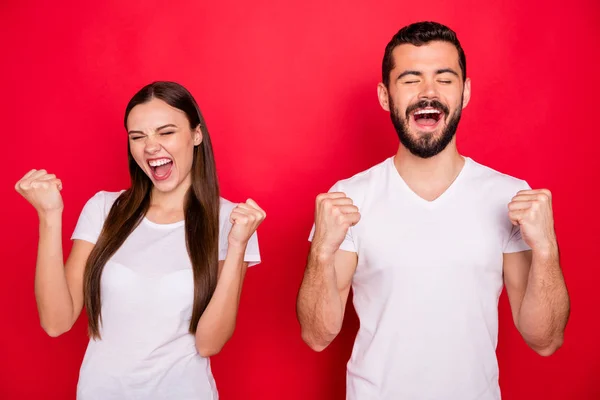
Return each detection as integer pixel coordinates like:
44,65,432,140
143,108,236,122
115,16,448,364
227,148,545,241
147,174,191,223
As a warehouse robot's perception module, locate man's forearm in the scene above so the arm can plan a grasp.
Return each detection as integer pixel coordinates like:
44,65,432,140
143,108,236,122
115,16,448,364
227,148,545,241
517,245,569,355
297,250,344,351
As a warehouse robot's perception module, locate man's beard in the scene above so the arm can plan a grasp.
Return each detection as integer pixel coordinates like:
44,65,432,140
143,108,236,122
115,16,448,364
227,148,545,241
389,96,463,159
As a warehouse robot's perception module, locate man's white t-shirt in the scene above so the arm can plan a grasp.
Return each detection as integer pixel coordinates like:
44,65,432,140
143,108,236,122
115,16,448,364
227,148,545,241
71,191,260,400
310,156,530,400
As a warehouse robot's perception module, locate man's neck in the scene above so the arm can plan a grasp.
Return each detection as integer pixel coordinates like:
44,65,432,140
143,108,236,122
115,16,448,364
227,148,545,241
393,142,465,201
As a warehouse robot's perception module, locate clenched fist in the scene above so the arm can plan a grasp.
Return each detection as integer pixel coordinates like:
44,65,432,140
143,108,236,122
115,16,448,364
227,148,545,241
312,192,361,258
228,199,266,247
15,169,64,215
508,189,557,253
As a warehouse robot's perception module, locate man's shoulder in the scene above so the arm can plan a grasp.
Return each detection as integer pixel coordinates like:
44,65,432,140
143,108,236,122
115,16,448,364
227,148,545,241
330,157,392,195
467,157,530,193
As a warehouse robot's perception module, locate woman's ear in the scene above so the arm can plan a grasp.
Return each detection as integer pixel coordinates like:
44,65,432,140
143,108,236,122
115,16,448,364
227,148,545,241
193,125,203,146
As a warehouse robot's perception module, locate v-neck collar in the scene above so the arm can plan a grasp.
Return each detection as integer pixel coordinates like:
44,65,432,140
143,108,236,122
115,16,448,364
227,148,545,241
389,155,471,208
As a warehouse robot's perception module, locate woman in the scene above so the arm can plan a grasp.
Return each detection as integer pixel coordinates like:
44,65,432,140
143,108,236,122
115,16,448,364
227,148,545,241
14,81,266,399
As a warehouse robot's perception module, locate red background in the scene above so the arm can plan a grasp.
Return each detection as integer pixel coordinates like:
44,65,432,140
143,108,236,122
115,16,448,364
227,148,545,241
1,0,599,399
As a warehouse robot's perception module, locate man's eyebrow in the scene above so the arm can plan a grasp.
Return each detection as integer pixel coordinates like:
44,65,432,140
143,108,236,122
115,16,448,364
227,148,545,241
398,70,422,79
436,68,459,77
397,69,460,80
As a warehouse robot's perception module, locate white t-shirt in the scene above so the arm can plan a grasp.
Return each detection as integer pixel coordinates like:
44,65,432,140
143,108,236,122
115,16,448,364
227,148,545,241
309,156,530,400
71,191,260,400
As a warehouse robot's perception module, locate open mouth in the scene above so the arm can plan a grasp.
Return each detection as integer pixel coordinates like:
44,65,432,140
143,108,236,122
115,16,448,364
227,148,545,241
411,108,444,129
148,157,173,181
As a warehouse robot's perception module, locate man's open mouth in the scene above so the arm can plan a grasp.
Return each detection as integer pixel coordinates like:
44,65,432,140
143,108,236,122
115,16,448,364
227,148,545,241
412,108,443,126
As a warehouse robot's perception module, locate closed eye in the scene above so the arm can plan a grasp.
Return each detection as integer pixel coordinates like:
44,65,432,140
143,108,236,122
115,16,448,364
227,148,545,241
130,136,144,141
160,131,175,136
438,80,452,84
403,81,419,84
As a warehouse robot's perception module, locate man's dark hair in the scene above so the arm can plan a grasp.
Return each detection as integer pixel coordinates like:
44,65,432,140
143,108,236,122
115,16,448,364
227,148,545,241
382,21,466,87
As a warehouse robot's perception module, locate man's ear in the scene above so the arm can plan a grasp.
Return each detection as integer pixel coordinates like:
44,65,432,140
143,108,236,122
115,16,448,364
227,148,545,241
377,83,391,112
462,77,471,110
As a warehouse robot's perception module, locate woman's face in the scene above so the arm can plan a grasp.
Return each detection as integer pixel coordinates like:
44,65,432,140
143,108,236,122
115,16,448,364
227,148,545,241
126,98,202,193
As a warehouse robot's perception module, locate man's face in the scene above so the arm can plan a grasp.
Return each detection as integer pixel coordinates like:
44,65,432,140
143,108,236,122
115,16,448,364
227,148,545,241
378,41,471,158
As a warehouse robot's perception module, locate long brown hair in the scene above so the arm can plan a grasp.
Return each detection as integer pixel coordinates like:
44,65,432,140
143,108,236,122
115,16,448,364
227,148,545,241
83,81,220,339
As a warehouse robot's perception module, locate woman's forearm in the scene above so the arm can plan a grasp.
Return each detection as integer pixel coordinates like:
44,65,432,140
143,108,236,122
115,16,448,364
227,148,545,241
195,243,247,356
35,212,74,336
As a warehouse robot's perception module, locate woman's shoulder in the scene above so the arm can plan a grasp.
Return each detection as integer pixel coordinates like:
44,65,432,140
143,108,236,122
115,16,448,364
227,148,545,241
82,190,126,216
73,190,126,238
219,197,235,217
88,190,125,205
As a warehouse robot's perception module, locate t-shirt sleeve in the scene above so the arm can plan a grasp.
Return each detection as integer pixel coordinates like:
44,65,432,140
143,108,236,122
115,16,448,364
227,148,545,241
218,202,261,267
503,180,533,254
71,191,112,245
307,182,357,253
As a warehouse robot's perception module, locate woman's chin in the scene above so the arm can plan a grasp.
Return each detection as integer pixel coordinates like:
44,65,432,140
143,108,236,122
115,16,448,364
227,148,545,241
150,173,180,193
152,181,178,193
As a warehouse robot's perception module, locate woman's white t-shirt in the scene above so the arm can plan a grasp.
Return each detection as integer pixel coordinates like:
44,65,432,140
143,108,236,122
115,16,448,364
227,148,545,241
71,191,260,400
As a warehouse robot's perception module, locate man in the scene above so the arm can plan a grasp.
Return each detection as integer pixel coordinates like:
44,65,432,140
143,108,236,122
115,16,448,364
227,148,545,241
296,21,569,400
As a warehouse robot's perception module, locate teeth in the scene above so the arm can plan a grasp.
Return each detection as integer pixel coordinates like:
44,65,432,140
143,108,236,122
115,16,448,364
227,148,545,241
414,109,441,115
149,159,172,167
